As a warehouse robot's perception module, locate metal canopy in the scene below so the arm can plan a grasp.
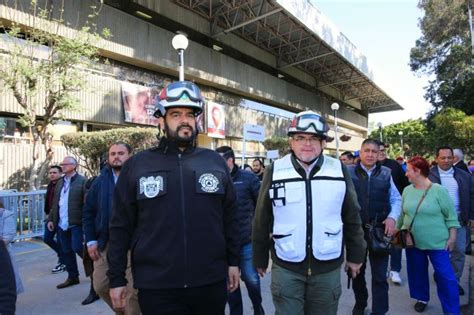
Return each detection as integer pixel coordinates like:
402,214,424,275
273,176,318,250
173,0,402,113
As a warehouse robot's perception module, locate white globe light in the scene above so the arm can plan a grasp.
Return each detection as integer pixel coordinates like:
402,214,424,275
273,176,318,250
398,131,404,136
172,34,189,50
331,102,340,111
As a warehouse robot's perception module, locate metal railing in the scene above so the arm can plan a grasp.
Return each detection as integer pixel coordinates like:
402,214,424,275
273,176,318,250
0,190,46,241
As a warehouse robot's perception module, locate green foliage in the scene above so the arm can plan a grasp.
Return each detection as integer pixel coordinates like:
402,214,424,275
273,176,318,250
61,127,159,176
0,0,111,189
410,0,474,115
263,136,290,157
369,119,431,158
370,109,473,159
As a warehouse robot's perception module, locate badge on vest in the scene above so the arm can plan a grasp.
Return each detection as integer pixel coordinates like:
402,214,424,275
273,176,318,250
137,173,167,200
269,182,286,207
196,171,224,194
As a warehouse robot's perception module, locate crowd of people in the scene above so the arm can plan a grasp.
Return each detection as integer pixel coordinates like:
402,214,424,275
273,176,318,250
0,79,472,315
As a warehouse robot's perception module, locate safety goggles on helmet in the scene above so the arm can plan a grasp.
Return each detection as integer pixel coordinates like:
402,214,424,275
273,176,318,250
288,111,329,139
159,81,203,102
154,81,204,118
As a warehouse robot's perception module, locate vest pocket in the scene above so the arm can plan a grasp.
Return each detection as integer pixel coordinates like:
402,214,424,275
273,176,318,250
314,222,343,260
272,224,303,262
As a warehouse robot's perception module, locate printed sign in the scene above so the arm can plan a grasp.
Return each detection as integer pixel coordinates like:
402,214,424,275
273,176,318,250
121,82,160,126
243,124,265,142
207,101,225,139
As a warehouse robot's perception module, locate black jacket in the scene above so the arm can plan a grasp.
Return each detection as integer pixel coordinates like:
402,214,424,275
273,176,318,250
0,242,16,315
230,165,260,246
83,166,116,251
429,166,474,225
380,158,409,195
107,138,239,289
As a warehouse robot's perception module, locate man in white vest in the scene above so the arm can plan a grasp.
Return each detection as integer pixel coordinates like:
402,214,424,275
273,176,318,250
252,111,366,315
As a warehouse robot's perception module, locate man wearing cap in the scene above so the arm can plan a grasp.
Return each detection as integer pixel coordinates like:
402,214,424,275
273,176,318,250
107,81,240,315
252,110,366,315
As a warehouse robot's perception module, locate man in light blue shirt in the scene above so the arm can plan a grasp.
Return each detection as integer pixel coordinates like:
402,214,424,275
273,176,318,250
347,138,402,315
47,156,87,291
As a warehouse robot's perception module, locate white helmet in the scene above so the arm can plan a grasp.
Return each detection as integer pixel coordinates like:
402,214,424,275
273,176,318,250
154,81,204,118
288,111,330,140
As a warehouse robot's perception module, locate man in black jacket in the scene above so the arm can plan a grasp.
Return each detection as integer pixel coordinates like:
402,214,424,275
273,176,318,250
43,165,65,274
377,142,409,285
83,142,140,314
429,146,474,295
216,146,264,315
107,81,240,315
0,241,16,315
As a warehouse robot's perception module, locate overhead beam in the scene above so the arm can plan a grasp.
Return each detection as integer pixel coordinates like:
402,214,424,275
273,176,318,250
278,51,334,69
212,8,283,37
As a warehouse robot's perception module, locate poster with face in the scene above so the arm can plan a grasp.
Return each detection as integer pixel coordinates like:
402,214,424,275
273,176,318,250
122,82,160,126
207,101,225,139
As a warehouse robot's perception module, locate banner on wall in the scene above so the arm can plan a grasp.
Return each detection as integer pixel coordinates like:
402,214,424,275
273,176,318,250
121,82,160,126
207,101,225,139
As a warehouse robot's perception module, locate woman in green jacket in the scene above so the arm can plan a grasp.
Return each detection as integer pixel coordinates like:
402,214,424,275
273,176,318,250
397,156,459,314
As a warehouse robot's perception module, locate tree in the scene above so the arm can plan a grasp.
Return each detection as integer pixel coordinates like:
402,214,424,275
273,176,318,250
369,119,431,158
430,108,474,156
61,127,159,176
0,1,110,189
263,136,290,157
410,0,474,115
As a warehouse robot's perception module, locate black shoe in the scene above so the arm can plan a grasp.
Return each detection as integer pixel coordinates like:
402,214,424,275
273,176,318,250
352,304,366,315
81,292,100,305
56,277,80,289
414,301,427,313
458,285,465,296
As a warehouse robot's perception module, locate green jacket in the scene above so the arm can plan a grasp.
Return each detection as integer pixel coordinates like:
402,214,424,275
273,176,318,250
252,153,366,276
48,173,87,227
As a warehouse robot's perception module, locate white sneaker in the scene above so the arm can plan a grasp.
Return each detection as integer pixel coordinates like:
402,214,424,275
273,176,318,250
390,271,402,284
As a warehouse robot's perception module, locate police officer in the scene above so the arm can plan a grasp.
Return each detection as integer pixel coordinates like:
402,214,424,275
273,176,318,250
107,81,240,315
252,111,366,315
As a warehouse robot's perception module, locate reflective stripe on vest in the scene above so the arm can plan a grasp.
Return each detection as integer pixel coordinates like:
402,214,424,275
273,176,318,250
271,154,346,262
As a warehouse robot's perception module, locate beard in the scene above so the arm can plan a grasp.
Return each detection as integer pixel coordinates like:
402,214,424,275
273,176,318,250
165,123,197,147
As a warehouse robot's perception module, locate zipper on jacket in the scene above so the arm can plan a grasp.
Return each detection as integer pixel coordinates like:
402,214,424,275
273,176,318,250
178,153,188,288
305,174,313,277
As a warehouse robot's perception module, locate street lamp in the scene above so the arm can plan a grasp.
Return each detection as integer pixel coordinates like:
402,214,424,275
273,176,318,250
398,131,404,157
331,102,340,158
377,122,383,143
172,33,189,81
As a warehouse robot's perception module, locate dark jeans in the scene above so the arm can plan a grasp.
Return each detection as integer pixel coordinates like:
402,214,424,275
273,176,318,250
390,247,402,272
43,222,64,265
352,249,389,315
228,243,263,315
138,280,227,315
57,226,83,279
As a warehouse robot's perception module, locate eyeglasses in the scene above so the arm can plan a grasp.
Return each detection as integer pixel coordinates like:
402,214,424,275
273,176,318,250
290,113,328,133
291,136,320,145
159,81,203,102
59,163,74,166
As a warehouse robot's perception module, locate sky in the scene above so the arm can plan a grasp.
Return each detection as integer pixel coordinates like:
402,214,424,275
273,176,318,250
311,0,432,128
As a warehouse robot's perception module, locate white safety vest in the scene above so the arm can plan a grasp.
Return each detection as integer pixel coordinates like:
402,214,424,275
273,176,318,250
270,154,346,262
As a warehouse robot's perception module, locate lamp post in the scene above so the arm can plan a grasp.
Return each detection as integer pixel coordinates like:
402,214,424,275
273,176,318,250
172,33,189,81
377,122,383,143
331,102,340,158
398,130,404,157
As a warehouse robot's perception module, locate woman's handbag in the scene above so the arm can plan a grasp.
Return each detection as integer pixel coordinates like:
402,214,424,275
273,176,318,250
392,184,432,249
392,229,415,248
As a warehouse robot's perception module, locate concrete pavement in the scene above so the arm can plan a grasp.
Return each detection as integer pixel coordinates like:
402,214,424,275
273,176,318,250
12,239,470,314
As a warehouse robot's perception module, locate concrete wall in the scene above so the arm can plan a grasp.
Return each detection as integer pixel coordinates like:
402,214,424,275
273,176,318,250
0,0,367,129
